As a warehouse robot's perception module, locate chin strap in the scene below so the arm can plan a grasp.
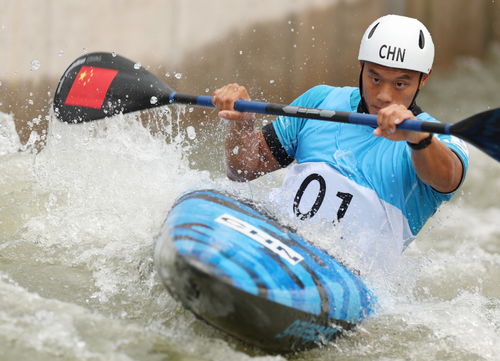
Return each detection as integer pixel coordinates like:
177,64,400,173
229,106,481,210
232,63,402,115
408,72,424,114
357,63,369,114
357,63,424,116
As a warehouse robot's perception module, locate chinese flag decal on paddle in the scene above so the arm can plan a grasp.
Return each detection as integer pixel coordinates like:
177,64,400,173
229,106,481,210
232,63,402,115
64,66,118,109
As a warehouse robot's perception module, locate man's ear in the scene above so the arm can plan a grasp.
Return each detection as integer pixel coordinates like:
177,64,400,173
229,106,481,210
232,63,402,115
420,70,432,88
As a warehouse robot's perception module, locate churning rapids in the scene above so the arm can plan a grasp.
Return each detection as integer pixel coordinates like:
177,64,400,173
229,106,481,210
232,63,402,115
0,48,499,361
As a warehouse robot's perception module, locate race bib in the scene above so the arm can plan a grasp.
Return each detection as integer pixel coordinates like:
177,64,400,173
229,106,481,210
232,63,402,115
274,162,413,254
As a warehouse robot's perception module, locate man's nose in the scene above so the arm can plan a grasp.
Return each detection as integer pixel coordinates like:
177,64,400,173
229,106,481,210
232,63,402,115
376,83,392,104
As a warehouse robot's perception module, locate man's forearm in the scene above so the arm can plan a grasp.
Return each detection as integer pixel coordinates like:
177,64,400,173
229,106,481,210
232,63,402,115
225,119,260,181
411,137,463,193
225,119,282,182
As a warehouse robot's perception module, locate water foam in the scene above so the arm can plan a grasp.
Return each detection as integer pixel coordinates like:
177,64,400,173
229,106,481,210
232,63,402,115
0,112,21,155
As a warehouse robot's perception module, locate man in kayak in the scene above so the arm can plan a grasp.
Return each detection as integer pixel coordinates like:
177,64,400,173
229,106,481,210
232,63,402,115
212,15,469,260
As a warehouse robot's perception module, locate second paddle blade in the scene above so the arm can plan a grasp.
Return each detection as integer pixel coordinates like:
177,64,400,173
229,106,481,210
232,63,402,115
450,108,500,162
53,52,173,123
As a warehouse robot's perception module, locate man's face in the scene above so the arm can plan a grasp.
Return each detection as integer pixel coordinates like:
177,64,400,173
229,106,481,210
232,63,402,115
361,61,429,115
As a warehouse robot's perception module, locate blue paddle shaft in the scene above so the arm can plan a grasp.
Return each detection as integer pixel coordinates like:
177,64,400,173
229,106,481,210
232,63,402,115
173,94,451,135
55,52,498,162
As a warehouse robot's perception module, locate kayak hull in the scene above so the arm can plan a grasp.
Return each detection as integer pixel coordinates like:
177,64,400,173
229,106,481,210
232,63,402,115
154,190,375,352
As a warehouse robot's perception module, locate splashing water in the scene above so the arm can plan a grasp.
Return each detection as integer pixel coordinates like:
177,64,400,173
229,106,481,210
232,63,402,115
0,113,20,155
0,108,284,361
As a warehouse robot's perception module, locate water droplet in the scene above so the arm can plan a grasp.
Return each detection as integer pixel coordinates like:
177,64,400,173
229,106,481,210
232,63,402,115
204,88,210,93
57,50,64,56
150,96,158,104
28,99,34,105
174,73,182,79
269,80,275,84
31,60,41,71
239,50,244,55
111,52,117,57
186,126,196,140
134,63,141,70
165,72,171,78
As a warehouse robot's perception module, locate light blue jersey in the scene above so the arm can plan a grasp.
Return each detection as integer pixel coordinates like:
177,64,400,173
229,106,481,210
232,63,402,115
263,85,469,249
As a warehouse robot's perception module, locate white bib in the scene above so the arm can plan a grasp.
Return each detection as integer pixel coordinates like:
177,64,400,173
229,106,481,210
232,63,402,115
272,162,413,258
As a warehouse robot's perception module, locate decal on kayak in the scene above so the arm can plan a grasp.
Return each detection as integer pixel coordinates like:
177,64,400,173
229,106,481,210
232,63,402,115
215,213,304,266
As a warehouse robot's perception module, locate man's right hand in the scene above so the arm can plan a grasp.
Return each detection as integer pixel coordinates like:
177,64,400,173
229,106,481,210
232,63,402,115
212,83,255,122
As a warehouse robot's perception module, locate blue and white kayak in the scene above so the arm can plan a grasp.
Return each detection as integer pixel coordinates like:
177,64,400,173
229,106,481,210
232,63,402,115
154,190,376,352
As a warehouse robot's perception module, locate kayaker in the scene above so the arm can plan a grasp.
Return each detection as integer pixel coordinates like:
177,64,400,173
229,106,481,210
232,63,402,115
212,14,469,260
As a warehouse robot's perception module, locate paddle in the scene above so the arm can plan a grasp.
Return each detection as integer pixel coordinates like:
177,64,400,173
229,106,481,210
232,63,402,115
54,52,500,162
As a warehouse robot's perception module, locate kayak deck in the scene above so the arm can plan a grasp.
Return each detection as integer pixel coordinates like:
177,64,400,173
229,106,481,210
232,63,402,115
154,190,376,352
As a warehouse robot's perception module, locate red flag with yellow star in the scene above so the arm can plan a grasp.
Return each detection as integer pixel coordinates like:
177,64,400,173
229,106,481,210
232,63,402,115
64,66,118,109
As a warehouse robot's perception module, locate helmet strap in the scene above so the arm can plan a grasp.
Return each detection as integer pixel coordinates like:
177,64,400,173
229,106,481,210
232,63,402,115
408,72,423,114
357,63,369,113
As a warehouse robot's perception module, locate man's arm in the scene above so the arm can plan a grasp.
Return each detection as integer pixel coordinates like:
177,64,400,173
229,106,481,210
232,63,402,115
374,104,464,193
213,83,281,182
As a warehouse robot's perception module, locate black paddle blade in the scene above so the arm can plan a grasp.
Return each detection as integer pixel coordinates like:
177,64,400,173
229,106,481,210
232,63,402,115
53,52,173,123
451,108,500,162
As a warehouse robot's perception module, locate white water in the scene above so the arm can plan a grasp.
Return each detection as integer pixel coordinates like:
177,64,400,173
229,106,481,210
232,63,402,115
1,49,499,360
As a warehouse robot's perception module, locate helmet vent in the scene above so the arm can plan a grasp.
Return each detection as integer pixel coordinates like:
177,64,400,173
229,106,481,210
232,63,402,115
419,30,425,49
368,22,379,39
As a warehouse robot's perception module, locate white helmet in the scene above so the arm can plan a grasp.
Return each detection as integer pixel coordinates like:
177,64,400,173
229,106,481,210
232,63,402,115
358,14,434,74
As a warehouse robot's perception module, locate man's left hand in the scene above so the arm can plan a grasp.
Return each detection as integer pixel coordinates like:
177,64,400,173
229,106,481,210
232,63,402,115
373,104,429,144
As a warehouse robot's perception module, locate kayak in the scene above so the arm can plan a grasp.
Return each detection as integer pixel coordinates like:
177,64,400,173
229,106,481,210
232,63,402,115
154,189,376,352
